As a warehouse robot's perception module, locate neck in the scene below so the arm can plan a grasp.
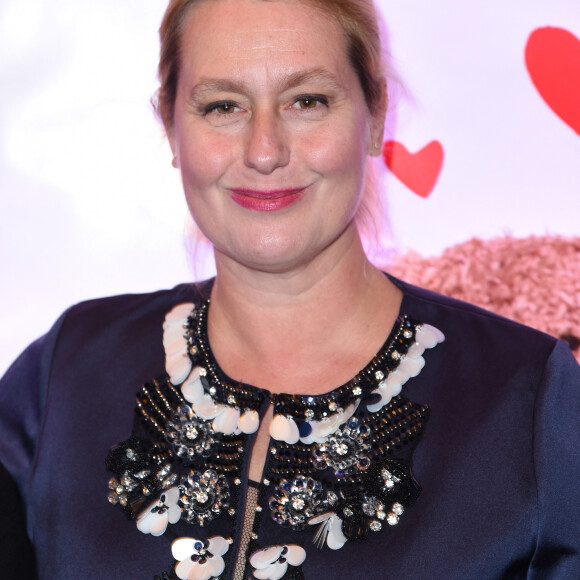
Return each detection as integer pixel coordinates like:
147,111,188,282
206,228,402,393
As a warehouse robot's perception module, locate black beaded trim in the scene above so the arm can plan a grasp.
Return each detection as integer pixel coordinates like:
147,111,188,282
136,377,246,474
186,300,420,422
363,397,429,458
268,440,321,479
272,316,419,421
265,395,430,539
267,395,429,481
136,378,185,438
186,301,269,411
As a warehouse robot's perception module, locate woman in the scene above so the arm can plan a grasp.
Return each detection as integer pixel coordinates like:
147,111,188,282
1,0,579,578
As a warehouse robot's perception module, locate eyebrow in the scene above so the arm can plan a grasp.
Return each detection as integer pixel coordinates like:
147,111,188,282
189,68,343,101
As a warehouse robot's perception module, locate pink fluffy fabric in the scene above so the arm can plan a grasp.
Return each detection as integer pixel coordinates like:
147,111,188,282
388,235,580,362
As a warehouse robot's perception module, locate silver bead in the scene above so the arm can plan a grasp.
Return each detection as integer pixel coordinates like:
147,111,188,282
392,502,404,516
375,370,385,381
195,491,209,503
363,502,376,517
292,497,305,511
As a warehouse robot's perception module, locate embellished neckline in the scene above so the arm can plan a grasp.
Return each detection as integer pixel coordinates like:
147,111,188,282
190,298,420,419
163,297,444,443
107,288,446,579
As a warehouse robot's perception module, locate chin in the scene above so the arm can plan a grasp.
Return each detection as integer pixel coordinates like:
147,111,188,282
214,236,315,274
240,247,310,274
212,216,357,274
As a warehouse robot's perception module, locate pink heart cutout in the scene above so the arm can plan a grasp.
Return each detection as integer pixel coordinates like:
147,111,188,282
382,140,444,198
525,27,580,135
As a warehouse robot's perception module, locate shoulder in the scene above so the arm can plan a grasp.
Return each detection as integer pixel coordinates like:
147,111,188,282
2,280,214,400
0,281,214,471
62,280,211,326
54,280,211,343
391,274,563,373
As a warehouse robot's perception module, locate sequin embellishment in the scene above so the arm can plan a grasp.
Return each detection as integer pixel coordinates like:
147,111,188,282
179,469,230,526
106,290,445,579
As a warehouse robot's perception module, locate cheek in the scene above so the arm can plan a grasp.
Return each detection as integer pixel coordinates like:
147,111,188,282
307,119,368,187
179,133,234,193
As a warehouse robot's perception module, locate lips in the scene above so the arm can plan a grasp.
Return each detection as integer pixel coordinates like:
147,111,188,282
229,187,306,211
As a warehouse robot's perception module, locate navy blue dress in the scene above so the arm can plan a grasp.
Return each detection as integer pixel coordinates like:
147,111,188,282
1,278,579,579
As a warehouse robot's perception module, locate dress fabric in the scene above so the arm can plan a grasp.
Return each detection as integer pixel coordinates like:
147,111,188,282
1,276,579,579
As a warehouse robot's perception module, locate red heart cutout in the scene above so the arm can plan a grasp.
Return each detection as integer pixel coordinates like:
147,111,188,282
525,27,580,135
382,140,444,198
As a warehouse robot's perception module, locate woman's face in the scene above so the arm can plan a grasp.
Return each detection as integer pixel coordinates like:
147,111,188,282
170,0,383,274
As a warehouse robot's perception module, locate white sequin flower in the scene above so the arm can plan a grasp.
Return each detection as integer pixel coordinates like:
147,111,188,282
249,544,306,580
172,536,229,580
309,512,347,550
164,305,259,435
367,323,445,413
136,486,181,536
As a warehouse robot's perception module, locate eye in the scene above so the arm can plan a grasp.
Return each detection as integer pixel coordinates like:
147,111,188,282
293,95,329,110
203,101,239,115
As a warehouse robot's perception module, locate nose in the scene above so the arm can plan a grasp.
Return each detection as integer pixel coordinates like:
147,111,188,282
244,107,289,174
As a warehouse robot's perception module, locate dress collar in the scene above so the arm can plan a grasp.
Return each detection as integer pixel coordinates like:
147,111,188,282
163,296,444,443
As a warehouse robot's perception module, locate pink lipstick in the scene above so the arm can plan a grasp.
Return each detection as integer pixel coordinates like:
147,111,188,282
229,187,305,212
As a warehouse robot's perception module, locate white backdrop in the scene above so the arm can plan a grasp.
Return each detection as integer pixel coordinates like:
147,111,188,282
1,0,579,374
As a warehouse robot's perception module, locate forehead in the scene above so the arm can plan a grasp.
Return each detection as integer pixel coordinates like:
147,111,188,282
179,0,350,84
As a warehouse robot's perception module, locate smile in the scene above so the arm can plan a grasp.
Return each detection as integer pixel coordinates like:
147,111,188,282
229,187,306,212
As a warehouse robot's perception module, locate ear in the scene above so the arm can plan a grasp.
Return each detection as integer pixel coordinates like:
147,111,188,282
369,79,388,157
167,128,180,169
369,123,385,157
